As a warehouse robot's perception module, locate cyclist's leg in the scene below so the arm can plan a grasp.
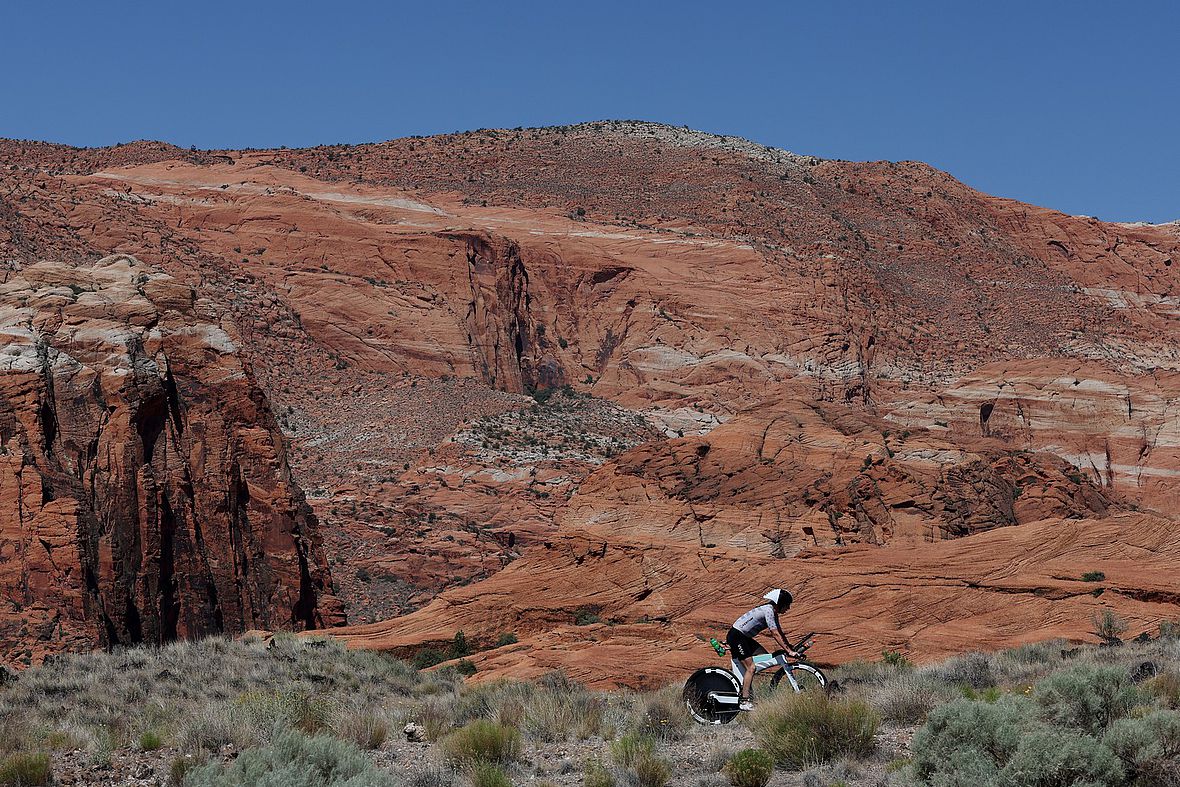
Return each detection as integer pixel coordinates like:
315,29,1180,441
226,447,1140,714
744,643,768,699
726,628,765,703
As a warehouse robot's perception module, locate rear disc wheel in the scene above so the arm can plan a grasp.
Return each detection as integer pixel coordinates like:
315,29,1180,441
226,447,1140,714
683,668,741,725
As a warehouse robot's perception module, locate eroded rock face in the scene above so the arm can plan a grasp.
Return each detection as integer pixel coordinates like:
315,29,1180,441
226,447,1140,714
563,394,1114,552
0,125,1177,677
0,255,341,664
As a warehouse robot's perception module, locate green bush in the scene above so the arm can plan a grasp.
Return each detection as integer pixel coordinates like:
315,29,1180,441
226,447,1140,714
574,609,601,626
495,633,518,647
1092,611,1128,645
881,650,913,670
1104,710,1180,785
468,763,512,787
449,631,471,659
438,720,521,766
750,691,878,767
1033,665,1142,735
722,748,774,787
631,754,670,787
610,734,656,769
0,752,51,786
1081,571,1107,582
139,729,165,751
412,648,446,669
182,728,395,786
998,726,1124,786
910,697,1030,783
583,762,615,787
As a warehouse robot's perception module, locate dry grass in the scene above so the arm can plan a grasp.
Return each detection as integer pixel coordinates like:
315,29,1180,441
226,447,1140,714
0,628,1175,785
0,634,442,760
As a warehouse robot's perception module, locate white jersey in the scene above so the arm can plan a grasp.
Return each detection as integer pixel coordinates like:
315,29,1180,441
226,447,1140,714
733,603,780,636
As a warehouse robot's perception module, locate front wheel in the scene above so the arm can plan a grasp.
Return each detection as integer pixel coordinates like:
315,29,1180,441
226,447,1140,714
683,667,741,725
769,663,828,694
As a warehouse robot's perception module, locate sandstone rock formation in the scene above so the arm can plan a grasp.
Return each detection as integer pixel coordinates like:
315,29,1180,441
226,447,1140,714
339,512,1180,689
0,123,1176,678
0,255,341,664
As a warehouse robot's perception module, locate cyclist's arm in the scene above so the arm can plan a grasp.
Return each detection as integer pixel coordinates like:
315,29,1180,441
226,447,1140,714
769,611,800,657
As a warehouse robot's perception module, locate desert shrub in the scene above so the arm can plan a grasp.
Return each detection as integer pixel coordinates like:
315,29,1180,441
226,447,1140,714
454,659,478,677
1160,621,1180,641
1082,571,1107,582
468,763,512,787
332,707,388,750
0,752,51,786
870,672,949,724
438,720,521,766
176,703,250,752
881,650,913,670
233,688,334,735
631,754,671,787
1034,665,1142,734
412,648,447,670
403,763,459,787
611,734,656,769
924,651,996,690
1104,709,1180,785
182,728,395,786
1146,670,1180,709
135,729,163,751
909,697,1030,783
959,685,1002,703
722,748,774,787
750,691,877,767
609,733,670,786
629,685,692,741
449,631,472,659
1093,610,1129,645
495,633,518,648
411,695,455,741
574,609,601,626
170,754,203,787
703,742,737,773
583,761,615,787
998,726,1124,786
453,681,528,729
524,688,605,742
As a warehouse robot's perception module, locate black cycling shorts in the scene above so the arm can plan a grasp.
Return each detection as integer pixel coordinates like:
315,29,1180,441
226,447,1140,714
726,627,762,660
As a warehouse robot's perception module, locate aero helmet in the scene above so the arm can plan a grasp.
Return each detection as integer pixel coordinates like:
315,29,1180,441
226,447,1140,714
763,588,793,609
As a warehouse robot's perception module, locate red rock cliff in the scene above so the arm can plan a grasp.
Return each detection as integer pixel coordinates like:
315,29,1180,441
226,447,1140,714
0,255,342,664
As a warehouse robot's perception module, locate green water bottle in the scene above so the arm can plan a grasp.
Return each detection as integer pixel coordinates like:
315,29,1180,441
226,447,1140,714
710,637,726,656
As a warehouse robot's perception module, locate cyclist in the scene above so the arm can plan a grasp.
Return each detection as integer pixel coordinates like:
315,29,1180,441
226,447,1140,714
728,588,798,710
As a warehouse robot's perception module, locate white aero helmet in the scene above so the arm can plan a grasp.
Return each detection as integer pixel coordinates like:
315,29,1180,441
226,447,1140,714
763,588,793,608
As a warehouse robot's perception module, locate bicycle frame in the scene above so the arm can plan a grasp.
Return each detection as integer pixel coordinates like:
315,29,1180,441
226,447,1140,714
714,632,819,706
684,632,825,724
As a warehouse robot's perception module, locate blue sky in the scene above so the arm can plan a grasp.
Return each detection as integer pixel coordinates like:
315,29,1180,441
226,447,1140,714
3,1,1176,222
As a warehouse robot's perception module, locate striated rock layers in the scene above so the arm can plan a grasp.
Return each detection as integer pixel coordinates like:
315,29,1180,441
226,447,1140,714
0,124,1177,676
339,512,1180,689
0,255,341,665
